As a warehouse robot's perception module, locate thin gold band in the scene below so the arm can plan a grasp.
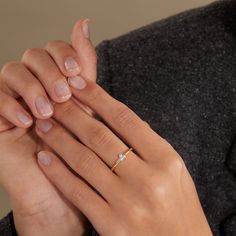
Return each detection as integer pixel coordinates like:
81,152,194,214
111,148,133,172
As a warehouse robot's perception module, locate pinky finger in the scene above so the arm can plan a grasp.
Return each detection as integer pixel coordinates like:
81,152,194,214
0,91,33,128
37,151,112,234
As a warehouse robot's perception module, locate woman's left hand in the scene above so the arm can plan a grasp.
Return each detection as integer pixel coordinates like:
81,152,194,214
35,76,213,236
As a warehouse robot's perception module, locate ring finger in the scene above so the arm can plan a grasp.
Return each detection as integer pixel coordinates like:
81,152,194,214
52,99,147,181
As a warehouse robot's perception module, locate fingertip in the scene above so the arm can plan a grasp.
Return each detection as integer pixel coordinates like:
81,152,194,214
64,57,81,76
52,79,72,103
71,18,90,50
71,19,83,44
35,118,53,134
37,151,52,167
35,96,54,118
16,111,33,128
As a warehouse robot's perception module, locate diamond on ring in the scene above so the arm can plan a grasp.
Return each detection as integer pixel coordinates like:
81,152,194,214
118,153,126,161
111,148,133,172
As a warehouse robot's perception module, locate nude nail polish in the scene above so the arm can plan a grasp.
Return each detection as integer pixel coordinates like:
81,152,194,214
35,96,54,117
68,76,87,90
54,80,72,99
16,111,33,125
38,152,51,166
65,57,80,72
36,119,53,133
82,19,90,39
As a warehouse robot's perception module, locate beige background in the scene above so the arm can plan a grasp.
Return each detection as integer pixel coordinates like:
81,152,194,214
0,0,213,218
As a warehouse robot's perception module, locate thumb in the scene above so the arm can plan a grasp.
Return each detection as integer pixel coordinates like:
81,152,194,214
70,19,97,116
71,19,97,82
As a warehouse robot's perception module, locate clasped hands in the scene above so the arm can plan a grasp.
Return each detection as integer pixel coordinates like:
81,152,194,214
0,19,213,236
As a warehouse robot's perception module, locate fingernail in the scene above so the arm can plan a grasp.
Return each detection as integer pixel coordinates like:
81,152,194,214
65,57,80,72
36,119,53,133
68,76,87,90
82,19,90,39
35,96,54,117
16,111,33,125
54,80,72,99
37,152,51,166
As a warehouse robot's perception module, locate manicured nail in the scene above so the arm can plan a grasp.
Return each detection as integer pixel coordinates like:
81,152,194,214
65,57,80,72
16,111,33,125
36,119,53,133
37,152,51,166
35,96,54,117
68,76,87,90
82,19,90,39
54,80,72,99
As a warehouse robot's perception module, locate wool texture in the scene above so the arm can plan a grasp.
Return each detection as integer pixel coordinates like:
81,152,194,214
1,0,236,235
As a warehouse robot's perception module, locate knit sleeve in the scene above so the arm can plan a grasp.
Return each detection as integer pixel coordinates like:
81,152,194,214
96,39,113,95
0,212,17,236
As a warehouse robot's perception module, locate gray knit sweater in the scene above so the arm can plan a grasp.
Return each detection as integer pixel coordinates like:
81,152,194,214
1,0,236,235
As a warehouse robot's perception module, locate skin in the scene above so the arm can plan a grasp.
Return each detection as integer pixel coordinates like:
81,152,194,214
34,78,213,236
0,19,96,235
0,19,213,235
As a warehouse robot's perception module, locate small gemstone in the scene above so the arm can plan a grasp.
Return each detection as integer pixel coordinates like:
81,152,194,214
119,153,126,161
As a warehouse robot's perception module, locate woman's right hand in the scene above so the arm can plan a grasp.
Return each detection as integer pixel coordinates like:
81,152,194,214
0,19,97,236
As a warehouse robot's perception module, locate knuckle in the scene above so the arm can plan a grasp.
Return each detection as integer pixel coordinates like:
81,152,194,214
45,40,65,50
140,170,170,206
22,48,44,61
129,203,150,226
143,175,165,199
112,103,138,128
1,62,20,75
23,79,41,93
165,155,185,176
89,125,113,147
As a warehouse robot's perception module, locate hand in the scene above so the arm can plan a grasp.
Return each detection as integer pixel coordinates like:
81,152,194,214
0,19,96,235
35,77,213,236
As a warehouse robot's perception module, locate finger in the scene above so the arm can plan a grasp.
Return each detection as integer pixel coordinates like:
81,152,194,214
1,63,54,119
67,76,175,162
0,91,33,128
72,96,95,117
35,118,121,202
45,40,80,78
53,99,146,180
37,151,112,233
71,19,97,82
45,38,95,116
0,116,15,132
22,48,72,103
71,19,97,117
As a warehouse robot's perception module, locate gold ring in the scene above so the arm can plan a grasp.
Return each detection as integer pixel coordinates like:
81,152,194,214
111,148,133,172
